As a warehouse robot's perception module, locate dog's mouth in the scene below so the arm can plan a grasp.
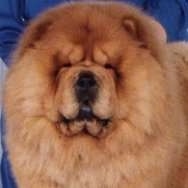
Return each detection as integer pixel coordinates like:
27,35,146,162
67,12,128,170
58,104,111,137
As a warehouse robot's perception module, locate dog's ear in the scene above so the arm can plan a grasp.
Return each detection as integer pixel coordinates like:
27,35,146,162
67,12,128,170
123,19,138,38
123,16,167,61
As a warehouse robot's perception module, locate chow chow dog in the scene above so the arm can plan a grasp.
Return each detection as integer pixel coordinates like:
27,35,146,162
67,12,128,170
4,1,188,188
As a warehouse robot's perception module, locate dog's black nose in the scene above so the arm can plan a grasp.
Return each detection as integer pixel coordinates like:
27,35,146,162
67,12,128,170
75,71,98,103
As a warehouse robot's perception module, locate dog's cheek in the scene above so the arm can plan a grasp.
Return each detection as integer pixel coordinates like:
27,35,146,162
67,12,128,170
112,65,129,119
93,74,117,119
55,73,79,119
43,86,60,122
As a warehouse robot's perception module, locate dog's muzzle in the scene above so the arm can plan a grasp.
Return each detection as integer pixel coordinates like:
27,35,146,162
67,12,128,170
58,71,111,137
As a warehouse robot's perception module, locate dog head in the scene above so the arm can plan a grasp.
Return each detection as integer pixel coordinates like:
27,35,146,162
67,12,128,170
6,2,167,138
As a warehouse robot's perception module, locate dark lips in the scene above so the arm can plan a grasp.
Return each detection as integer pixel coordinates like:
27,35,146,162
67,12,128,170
61,104,110,127
78,104,93,120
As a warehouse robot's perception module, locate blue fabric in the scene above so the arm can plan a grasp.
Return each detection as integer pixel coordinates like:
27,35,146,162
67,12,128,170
1,0,188,187
1,114,17,188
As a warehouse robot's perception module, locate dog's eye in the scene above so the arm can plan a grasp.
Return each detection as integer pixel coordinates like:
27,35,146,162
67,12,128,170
53,63,71,77
104,63,114,70
62,63,72,68
104,63,121,80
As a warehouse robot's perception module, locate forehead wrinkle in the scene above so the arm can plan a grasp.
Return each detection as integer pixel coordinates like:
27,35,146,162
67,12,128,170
93,47,108,65
69,45,84,64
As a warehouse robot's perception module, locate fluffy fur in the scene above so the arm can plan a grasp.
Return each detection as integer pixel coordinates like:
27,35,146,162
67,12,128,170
4,2,188,188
